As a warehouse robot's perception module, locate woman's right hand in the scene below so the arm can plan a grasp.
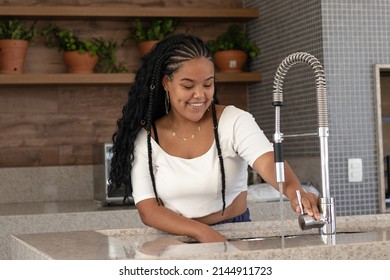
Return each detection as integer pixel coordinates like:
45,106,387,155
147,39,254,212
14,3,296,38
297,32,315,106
195,225,227,243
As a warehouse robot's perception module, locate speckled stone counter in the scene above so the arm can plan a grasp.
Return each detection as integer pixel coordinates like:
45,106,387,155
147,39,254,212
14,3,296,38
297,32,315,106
11,214,390,260
0,200,140,260
0,200,293,259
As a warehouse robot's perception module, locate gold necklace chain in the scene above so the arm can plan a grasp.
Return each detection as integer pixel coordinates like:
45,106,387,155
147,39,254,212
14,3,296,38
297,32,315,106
168,114,204,142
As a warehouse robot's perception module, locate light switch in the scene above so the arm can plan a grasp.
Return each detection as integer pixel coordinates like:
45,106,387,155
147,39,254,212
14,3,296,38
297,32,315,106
348,158,363,182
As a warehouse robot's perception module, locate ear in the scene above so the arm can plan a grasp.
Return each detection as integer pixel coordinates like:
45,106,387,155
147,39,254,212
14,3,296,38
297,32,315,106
162,75,170,92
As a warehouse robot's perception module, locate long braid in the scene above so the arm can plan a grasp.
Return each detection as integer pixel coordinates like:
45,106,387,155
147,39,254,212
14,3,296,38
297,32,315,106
211,99,226,214
146,84,159,204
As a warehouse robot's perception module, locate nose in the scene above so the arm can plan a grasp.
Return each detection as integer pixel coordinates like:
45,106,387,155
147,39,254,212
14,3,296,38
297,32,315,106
193,86,205,99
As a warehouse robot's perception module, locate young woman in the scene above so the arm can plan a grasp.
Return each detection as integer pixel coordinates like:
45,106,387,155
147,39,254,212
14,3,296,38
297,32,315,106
109,34,320,243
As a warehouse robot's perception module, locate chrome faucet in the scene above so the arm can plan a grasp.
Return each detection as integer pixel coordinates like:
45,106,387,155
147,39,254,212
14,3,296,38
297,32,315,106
272,52,336,242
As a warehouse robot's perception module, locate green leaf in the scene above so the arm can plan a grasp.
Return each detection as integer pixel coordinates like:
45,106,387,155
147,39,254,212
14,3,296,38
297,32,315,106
127,18,178,42
206,25,260,59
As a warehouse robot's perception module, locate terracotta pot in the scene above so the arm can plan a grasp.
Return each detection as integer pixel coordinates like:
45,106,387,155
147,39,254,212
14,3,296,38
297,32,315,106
0,39,29,74
62,51,98,74
214,50,248,73
138,40,159,56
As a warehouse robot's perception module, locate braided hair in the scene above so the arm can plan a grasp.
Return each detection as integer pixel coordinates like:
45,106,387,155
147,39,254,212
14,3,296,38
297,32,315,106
109,34,227,213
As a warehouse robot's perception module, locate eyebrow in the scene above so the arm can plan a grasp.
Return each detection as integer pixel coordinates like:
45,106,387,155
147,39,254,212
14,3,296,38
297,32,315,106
180,76,215,82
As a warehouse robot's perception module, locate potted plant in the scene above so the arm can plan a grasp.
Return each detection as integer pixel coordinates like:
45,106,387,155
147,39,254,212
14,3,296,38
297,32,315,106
207,25,260,73
93,38,128,74
127,18,178,56
41,24,127,74
0,19,38,74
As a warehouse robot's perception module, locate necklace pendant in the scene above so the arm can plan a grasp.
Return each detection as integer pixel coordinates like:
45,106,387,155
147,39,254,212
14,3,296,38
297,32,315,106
169,116,203,142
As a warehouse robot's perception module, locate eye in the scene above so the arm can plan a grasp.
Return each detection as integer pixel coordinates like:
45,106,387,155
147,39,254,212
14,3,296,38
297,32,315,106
182,84,194,89
204,84,213,88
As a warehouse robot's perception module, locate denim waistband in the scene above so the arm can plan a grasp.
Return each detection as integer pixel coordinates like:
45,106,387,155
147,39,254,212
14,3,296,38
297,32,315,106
212,208,251,225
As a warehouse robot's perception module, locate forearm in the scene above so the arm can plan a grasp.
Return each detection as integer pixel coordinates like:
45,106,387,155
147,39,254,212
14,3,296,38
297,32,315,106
280,161,303,199
252,151,320,218
253,152,302,199
136,198,226,242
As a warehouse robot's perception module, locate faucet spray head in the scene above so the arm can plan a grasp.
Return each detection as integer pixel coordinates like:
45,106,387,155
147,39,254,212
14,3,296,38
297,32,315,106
273,141,285,183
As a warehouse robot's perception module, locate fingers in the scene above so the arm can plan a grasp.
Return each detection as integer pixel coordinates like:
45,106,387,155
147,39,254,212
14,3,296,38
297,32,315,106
194,223,227,243
298,193,321,220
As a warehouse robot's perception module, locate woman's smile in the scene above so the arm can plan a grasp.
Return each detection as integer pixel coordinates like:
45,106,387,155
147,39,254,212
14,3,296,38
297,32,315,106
187,101,205,107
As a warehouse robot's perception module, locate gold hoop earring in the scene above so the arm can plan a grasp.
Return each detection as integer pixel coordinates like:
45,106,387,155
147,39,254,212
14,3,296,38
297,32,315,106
165,91,170,115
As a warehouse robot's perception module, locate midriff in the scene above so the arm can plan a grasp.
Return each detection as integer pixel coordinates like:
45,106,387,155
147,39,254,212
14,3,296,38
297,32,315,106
192,191,248,225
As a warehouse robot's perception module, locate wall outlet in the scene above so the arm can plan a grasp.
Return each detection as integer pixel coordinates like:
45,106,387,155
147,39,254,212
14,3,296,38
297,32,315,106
348,158,363,182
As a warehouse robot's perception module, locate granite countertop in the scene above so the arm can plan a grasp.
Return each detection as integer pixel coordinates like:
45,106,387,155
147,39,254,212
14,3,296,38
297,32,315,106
10,213,390,260
0,200,135,216
0,200,297,260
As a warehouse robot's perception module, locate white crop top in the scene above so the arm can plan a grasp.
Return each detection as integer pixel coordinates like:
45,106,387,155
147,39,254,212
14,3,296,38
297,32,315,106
131,105,273,218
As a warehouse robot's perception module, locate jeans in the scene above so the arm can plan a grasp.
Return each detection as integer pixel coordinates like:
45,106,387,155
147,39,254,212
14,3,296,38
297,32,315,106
212,208,251,225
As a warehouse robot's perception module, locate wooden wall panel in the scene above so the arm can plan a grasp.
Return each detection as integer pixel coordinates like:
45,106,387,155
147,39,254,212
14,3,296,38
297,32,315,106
217,85,247,110
381,75,390,156
0,86,128,167
0,0,248,167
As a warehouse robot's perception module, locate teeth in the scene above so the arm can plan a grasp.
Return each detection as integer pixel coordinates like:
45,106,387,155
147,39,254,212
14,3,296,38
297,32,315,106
189,102,203,107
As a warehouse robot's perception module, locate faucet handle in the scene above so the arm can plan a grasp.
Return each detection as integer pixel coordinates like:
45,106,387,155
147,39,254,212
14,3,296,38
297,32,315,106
296,190,325,230
296,190,304,214
298,213,325,230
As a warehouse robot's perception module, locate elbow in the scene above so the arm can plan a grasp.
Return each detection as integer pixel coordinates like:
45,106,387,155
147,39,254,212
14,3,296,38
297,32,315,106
136,201,158,227
135,198,164,227
138,210,153,227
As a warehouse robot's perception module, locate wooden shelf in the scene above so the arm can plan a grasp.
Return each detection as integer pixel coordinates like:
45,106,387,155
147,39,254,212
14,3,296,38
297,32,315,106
0,6,261,86
0,72,261,86
0,6,259,21
0,73,134,86
216,72,262,83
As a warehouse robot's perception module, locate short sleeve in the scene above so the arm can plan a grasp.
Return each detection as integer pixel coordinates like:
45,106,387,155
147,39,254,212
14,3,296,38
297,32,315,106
231,109,274,166
131,130,157,204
